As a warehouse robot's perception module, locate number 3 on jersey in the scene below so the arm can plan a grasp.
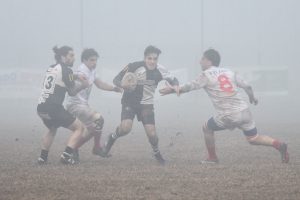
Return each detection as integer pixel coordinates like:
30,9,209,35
218,74,233,92
43,73,56,94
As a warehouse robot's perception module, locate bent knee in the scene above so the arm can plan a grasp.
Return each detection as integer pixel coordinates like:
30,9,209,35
120,122,132,134
246,134,259,145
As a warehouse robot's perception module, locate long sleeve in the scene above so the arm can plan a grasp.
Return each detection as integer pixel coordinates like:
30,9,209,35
157,64,179,86
181,73,208,93
113,65,128,87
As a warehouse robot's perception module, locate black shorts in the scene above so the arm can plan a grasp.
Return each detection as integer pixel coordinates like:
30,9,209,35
121,104,155,125
37,104,76,129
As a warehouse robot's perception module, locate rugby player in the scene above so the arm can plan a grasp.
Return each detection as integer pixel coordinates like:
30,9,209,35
66,48,122,161
160,49,289,164
37,46,89,165
102,45,180,165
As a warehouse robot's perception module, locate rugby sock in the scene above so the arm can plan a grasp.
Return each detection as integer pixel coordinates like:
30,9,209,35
148,135,159,153
94,133,101,149
40,149,48,161
272,140,281,150
207,146,217,160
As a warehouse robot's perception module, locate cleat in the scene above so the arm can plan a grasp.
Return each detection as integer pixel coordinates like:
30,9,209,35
60,152,77,165
278,143,289,163
37,157,47,165
200,158,219,164
154,151,166,165
92,147,111,158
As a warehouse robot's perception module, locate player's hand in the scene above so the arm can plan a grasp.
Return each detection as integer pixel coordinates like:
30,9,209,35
159,82,176,96
173,85,180,96
121,83,136,91
76,73,88,81
113,86,123,93
250,97,258,105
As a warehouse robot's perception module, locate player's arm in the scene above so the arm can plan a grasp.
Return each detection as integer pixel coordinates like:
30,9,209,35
94,78,122,92
236,73,258,105
160,73,207,96
158,65,180,95
62,68,88,96
113,65,128,87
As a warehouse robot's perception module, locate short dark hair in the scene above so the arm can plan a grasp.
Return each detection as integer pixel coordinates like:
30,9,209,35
203,49,221,66
144,45,161,56
81,48,99,62
53,45,73,63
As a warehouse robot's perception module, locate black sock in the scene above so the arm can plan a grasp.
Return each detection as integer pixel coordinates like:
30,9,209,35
112,127,121,139
148,135,159,153
64,146,74,155
40,149,48,160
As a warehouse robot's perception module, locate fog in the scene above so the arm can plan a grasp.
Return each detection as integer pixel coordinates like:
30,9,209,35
0,0,299,130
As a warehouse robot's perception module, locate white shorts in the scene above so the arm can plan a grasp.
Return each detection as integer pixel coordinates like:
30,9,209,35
213,108,256,132
66,104,98,126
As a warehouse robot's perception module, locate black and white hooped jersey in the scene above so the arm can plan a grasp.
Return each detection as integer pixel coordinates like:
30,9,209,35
38,63,75,105
114,61,179,105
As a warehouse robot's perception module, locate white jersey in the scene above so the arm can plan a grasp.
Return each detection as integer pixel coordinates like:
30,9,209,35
183,66,248,114
66,63,97,105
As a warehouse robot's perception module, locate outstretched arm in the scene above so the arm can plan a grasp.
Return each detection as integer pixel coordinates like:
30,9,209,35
158,65,180,95
94,78,122,92
160,73,207,96
113,65,128,87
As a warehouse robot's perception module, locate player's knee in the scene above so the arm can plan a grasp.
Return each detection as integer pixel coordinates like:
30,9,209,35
120,122,132,135
94,115,104,131
87,113,104,135
246,134,259,145
244,128,258,145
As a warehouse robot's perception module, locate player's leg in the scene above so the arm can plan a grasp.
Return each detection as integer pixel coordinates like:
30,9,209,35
66,105,104,159
90,113,104,153
201,117,226,164
38,125,57,164
37,109,58,164
103,119,133,156
60,118,85,164
74,109,105,152
244,129,289,163
240,109,289,163
103,105,135,156
54,107,85,165
143,124,165,165
140,105,165,164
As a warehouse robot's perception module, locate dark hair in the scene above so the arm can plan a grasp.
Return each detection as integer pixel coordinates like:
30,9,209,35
203,49,221,66
53,45,73,63
81,48,99,62
144,45,161,56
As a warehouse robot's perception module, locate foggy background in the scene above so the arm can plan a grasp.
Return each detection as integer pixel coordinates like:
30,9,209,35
0,0,299,132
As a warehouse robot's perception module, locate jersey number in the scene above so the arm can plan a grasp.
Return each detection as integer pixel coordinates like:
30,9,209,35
218,74,233,92
45,76,54,89
43,73,56,93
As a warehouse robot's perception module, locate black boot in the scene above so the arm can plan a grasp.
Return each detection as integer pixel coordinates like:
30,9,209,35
103,133,116,156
